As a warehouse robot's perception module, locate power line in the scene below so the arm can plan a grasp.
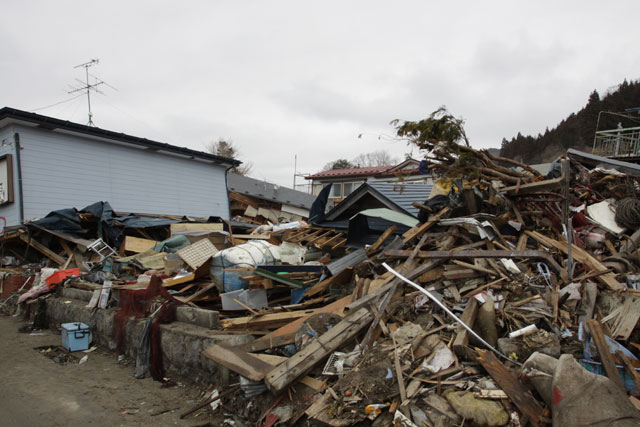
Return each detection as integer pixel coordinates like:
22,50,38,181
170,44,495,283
29,93,86,112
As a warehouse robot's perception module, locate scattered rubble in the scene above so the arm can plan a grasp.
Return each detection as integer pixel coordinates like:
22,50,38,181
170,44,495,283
1,148,640,426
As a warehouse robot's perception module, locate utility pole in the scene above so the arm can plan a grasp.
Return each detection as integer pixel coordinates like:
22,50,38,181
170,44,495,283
68,59,113,126
293,154,311,194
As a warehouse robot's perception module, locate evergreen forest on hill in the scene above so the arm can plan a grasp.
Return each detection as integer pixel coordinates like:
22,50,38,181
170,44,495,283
499,79,640,164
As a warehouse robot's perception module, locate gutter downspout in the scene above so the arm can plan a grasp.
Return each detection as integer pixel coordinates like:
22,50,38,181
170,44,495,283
224,162,238,221
13,133,24,224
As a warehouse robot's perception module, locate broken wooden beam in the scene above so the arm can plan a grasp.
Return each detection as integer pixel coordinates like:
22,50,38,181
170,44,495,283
221,309,316,330
264,307,374,393
251,295,353,347
401,207,450,244
18,233,66,265
587,319,626,393
526,230,623,290
501,175,564,195
476,349,545,427
366,225,397,255
201,344,274,382
452,298,479,358
384,249,565,278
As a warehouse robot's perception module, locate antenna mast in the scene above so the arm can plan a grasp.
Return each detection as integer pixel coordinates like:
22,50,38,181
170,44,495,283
68,59,105,126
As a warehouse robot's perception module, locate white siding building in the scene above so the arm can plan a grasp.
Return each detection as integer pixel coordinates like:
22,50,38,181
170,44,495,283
0,107,239,226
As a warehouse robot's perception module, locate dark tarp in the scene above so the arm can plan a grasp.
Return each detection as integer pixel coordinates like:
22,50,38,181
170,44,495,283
27,201,227,248
309,184,332,224
347,214,411,246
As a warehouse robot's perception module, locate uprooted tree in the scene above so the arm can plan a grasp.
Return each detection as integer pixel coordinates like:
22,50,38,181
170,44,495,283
391,106,541,183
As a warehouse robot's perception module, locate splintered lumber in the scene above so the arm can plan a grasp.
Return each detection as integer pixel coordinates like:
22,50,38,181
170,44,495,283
264,306,374,393
235,332,297,353
616,350,640,392
401,208,450,244
174,282,217,304
221,309,316,330
476,349,545,426
587,319,626,393
526,230,623,290
361,259,446,350
605,294,640,340
251,295,353,347
516,234,528,251
162,273,195,287
59,239,73,257
18,233,66,265
384,249,565,278
367,225,397,255
305,391,353,426
391,334,407,402
318,232,344,249
412,201,432,213
254,354,326,392
452,260,496,276
201,344,274,382
452,298,479,357
443,269,479,280
304,268,353,299
501,175,564,195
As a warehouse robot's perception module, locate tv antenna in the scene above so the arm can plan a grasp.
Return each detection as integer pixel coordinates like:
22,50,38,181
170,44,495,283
68,59,116,126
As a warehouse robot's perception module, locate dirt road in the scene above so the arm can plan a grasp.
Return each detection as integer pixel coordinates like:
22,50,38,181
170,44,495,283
0,315,212,427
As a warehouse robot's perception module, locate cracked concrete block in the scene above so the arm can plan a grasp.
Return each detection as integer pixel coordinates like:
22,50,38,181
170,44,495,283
184,336,204,368
44,297,252,383
61,287,94,302
176,306,220,330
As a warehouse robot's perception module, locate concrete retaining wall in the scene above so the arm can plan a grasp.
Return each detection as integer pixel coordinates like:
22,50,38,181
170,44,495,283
46,289,252,384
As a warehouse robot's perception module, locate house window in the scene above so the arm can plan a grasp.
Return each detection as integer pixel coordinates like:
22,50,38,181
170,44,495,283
0,154,14,205
329,183,342,198
342,181,364,197
342,182,353,197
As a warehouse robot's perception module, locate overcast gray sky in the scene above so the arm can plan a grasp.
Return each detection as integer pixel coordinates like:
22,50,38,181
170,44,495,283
2,1,639,190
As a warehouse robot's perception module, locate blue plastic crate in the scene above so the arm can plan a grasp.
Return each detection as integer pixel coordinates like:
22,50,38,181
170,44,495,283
61,322,91,352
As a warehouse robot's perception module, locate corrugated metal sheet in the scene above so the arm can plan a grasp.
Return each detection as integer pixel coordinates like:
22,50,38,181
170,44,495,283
368,182,433,217
227,173,316,210
327,248,368,276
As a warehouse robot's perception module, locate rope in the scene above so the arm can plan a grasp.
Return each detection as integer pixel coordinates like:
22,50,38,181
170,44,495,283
615,198,640,229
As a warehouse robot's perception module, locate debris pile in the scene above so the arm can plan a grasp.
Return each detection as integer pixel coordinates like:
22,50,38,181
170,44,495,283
2,148,640,426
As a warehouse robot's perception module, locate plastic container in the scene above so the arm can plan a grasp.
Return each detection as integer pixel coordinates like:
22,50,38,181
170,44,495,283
210,240,280,292
45,268,80,288
61,322,92,352
163,253,184,275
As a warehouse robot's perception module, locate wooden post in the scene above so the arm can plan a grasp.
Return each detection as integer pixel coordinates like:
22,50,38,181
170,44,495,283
587,319,626,393
476,349,545,426
264,307,374,393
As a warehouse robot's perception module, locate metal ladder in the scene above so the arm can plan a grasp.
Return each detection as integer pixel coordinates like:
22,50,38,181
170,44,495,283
87,238,117,261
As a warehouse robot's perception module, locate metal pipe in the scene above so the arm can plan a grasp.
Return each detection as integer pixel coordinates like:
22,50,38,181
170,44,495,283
382,262,520,365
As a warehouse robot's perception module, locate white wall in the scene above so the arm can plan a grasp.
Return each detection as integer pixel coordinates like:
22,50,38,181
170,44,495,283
7,124,230,224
